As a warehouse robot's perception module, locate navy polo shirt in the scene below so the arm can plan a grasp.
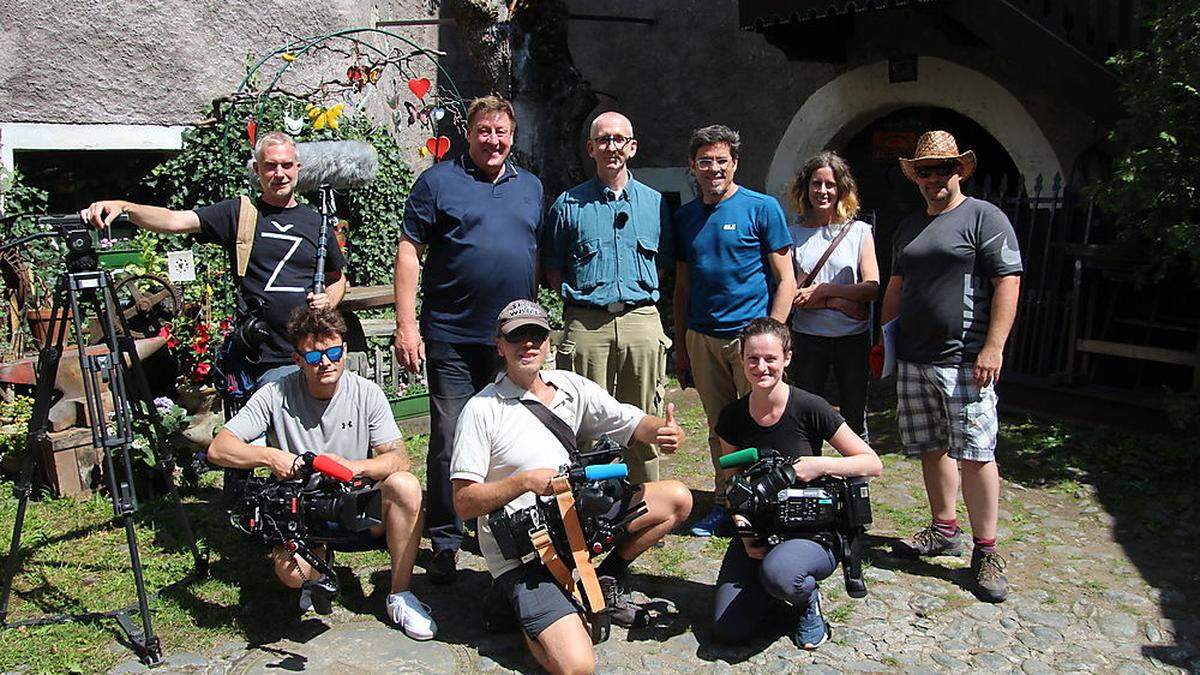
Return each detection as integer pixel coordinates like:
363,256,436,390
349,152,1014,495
673,187,792,338
401,155,544,344
542,175,672,308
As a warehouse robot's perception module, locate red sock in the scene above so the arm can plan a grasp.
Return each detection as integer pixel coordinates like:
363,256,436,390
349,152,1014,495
973,537,997,553
933,518,959,537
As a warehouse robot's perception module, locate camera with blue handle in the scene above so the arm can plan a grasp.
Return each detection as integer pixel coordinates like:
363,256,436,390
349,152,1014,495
489,436,648,562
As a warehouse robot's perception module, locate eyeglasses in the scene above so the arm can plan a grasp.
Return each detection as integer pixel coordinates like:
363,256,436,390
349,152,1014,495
694,157,733,171
913,162,959,179
299,344,346,366
593,135,633,149
501,327,549,344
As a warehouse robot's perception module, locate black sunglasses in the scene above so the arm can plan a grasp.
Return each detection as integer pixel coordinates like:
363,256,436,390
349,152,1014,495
913,162,960,179
298,344,346,365
501,327,549,344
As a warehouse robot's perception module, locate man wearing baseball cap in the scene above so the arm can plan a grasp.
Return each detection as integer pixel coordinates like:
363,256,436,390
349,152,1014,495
880,130,1022,603
450,300,693,672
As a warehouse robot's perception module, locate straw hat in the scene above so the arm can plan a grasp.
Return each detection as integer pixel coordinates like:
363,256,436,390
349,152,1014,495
899,130,977,183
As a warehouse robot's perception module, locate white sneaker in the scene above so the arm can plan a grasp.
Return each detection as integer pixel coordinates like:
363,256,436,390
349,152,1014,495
387,590,437,640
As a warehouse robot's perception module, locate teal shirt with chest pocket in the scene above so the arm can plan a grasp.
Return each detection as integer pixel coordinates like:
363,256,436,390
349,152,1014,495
543,175,673,308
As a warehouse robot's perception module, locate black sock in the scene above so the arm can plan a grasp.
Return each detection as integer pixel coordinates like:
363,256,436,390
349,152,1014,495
595,551,633,579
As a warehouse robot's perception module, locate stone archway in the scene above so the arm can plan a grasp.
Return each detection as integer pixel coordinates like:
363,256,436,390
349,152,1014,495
765,56,1063,206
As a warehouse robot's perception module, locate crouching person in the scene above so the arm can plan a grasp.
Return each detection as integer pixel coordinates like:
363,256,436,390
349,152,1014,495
712,318,882,649
206,307,435,640
451,300,693,674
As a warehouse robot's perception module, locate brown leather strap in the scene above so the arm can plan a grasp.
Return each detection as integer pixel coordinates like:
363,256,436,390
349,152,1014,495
235,195,258,277
531,526,574,592
552,475,606,613
799,222,855,288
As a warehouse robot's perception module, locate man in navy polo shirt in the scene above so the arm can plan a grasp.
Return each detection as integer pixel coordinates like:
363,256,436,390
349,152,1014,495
672,124,796,536
393,95,544,584
544,111,673,484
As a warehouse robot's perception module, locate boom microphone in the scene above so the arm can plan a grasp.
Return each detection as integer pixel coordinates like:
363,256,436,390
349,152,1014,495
296,141,379,192
718,447,760,469
246,140,379,192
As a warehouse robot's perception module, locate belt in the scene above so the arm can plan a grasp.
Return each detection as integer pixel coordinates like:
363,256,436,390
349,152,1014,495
566,300,654,314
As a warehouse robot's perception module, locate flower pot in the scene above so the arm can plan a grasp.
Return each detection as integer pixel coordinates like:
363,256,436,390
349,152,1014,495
98,247,142,270
25,308,71,349
389,392,430,421
176,384,218,415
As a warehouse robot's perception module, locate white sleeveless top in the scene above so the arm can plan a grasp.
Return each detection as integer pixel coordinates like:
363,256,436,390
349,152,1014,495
789,219,871,338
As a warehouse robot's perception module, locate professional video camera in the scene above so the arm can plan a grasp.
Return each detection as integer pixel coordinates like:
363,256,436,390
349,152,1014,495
227,452,382,611
489,436,648,563
721,448,872,598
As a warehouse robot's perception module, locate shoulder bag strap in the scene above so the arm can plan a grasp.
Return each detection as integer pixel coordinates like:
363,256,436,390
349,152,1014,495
799,222,855,288
235,195,258,278
519,398,580,465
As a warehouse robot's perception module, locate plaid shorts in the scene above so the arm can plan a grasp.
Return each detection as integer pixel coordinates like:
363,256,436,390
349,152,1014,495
896,360,998,461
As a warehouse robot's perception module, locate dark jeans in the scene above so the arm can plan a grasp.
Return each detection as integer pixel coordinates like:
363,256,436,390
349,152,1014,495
712,537,837,643
426,339,502,552
790,331,870,440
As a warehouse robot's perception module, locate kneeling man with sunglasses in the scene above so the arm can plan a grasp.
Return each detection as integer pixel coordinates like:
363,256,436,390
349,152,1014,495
451,300,693,675
207,307,435,639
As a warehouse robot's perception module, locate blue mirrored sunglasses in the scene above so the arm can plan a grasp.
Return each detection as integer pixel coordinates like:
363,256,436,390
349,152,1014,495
299,344,346,366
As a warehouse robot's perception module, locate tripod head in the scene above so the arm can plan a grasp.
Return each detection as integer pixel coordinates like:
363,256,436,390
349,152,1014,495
0,213,134,273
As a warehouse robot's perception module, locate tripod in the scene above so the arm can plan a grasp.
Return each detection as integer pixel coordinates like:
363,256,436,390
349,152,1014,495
0,215,207,666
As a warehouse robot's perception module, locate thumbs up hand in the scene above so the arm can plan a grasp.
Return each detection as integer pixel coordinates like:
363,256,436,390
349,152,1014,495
655,403,684,454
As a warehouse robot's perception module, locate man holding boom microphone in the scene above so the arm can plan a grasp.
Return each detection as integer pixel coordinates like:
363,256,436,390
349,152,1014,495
82,131,349,386
451,300,692,674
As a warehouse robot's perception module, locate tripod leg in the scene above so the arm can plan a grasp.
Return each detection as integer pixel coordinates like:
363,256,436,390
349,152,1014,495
107,277,207,577
116,513,162,666
0,292,70,624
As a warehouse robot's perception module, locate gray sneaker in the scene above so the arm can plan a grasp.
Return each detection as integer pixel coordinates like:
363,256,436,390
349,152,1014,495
598,575,649,628
971,548,1009,603
892,525,969,558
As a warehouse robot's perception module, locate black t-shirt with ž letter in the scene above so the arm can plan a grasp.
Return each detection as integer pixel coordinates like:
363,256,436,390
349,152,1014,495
193,198,346,366
892,197,1023,366
716,385,845,461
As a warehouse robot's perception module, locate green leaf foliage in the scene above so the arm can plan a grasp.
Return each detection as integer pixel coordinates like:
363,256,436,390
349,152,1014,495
1093,0,1200,281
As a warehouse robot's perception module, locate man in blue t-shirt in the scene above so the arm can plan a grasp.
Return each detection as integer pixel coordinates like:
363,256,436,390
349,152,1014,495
671,124,796,536
392,95,543,584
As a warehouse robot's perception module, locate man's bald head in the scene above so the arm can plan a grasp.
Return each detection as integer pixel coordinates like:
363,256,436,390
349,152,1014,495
587,111,638,180
589,111,633,139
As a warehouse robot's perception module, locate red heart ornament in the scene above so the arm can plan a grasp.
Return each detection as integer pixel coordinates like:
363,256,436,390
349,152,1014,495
425,136,450,159
246,118,257,146
407,77,432,100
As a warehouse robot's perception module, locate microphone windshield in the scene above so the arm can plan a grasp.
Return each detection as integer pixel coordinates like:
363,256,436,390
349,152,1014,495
718,447,760,469
246,140,379,192
296,140,379,192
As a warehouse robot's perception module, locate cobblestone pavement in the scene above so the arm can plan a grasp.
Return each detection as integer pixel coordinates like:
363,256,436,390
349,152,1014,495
115,387,1200,673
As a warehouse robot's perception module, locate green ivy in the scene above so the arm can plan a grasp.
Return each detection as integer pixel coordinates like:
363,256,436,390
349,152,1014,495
141,95,414,316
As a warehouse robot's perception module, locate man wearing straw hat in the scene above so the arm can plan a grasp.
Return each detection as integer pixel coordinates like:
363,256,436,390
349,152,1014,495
880,130,1022,603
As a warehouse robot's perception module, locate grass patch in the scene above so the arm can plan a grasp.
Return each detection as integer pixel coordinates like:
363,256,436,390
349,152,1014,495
826,602,853,624
641,543,690,578
701,536,731,560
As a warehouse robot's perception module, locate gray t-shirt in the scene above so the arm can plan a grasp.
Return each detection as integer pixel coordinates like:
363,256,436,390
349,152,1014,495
893,197,1023,365
789,219,872,338
224,370,403,460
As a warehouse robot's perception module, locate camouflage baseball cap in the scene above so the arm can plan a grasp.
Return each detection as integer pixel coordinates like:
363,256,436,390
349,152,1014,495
496,299,550,335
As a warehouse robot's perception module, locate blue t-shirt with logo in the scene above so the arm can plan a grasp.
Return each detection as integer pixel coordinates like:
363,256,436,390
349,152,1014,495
401,156,544,344
672,187,793,338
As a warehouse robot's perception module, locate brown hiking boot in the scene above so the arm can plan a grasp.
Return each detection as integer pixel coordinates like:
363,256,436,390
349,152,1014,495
598,575,649,628
892,525,969,559
971,548,1009,603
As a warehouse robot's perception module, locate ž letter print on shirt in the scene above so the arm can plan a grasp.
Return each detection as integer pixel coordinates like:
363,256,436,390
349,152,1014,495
262,219,305,293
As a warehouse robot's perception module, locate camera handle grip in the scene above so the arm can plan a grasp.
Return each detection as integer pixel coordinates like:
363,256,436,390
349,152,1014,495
841,527,868,598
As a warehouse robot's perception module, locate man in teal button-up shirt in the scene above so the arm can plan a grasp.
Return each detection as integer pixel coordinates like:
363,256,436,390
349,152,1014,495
544,111,672,482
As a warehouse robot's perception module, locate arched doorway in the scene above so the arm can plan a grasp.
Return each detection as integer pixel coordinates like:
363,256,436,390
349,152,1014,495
839,106,1020,276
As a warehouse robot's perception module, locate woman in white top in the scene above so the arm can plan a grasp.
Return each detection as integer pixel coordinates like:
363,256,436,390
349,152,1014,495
788,152,879,439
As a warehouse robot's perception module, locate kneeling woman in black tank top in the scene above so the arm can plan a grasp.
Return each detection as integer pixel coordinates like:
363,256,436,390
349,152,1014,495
711,317,882,649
